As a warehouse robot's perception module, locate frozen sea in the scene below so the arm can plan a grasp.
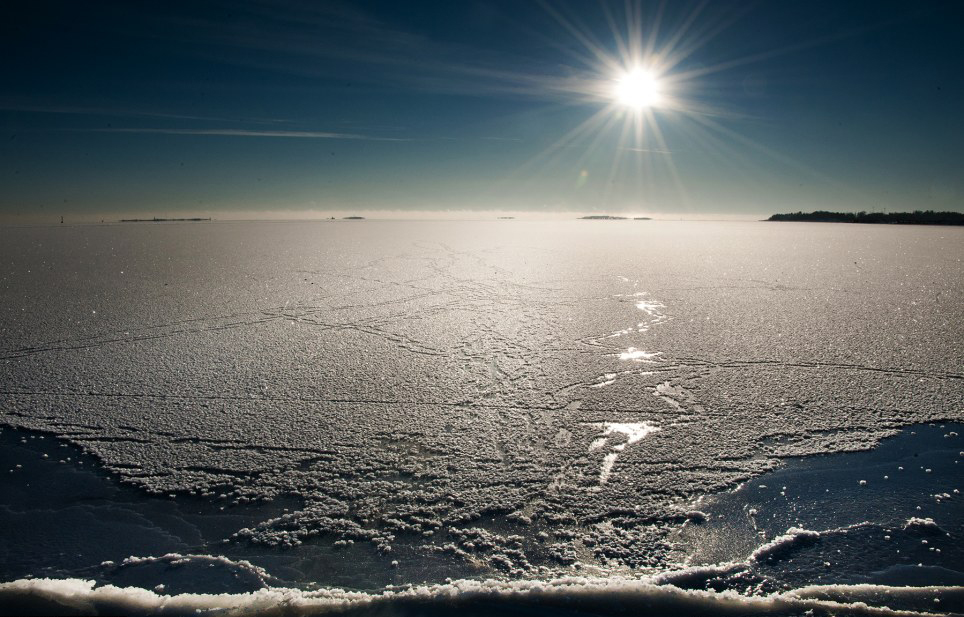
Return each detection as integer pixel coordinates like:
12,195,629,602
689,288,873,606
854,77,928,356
0,219,962,616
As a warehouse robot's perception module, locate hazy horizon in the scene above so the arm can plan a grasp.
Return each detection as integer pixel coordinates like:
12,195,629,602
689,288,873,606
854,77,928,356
0,209,806,225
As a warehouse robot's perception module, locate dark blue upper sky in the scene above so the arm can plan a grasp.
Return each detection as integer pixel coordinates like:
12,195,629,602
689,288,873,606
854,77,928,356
1,0,962,221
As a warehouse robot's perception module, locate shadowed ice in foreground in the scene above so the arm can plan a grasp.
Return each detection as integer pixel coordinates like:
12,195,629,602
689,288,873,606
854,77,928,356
1,423,961,615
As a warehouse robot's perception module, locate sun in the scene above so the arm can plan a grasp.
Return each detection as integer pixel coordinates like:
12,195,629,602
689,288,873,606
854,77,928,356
614,69,661,109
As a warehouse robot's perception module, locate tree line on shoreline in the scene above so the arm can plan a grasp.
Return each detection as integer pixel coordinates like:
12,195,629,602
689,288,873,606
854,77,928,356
767,210,964,225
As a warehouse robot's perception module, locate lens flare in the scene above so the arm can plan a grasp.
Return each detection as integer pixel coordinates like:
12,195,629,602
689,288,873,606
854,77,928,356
614,69,661,109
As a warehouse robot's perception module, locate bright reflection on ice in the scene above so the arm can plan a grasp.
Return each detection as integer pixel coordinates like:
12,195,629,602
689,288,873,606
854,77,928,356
595,422,660,448
590,373,618,388
589,437,608,451
602,292,668,369
636,298,666,317
585,422,660,484
608,293,667,338
619,347,661,362
599,452,621,485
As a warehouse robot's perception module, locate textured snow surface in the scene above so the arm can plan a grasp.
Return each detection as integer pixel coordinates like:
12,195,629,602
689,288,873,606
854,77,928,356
1,220,962,611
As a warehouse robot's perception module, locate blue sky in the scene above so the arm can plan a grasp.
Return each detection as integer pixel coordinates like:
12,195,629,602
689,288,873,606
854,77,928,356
1,0,962,221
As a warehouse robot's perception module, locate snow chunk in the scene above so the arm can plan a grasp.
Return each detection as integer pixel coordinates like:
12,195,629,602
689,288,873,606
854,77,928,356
903,517,943,533
750,528,820,562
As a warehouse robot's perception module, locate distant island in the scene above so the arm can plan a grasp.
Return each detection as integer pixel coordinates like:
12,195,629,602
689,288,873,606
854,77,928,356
580,215,627,220
633,217,652,220
342,216,365,220
120,217,211,222
767,210,964,226
498,216,515,219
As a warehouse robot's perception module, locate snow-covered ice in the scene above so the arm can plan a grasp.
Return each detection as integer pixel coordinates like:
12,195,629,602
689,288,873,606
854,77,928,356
0,219,962,614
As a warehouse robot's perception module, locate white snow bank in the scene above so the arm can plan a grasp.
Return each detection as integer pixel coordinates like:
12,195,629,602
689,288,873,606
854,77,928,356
1,575,957,617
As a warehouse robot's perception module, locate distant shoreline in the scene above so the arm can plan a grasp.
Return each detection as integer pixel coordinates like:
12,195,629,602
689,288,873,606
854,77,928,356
767,210,964,226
